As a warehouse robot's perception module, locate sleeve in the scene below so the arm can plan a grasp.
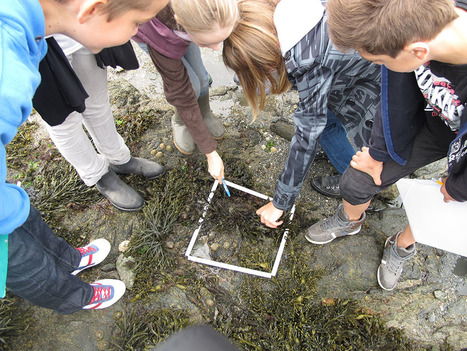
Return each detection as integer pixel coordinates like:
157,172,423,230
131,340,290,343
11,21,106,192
146,46,217,154
445,117,467,202
0,26,38,234
272,65,333,210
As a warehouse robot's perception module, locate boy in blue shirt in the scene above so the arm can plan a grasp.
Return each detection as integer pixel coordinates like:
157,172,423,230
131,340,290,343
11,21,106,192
306,0,467,291
0,0,168,313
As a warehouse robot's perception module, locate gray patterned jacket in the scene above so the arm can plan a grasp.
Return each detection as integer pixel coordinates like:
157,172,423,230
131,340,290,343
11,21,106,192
273,13,381,211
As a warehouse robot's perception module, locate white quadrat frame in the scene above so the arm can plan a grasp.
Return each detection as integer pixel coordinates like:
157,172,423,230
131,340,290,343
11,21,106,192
185,180,295,278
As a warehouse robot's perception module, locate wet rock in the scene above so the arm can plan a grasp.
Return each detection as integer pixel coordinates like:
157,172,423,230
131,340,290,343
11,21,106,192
116,254,136,290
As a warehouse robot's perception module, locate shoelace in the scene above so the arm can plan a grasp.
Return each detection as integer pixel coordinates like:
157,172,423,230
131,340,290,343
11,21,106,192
77,245,97,257
89,285,112,305
385,246,404,275
325,176,340,190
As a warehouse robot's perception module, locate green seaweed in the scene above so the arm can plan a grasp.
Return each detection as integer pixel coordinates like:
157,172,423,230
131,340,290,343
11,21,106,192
109,306,190,350
0,296,32,350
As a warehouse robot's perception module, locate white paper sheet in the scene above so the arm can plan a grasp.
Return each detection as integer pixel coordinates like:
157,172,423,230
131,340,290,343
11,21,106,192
396,179,467,257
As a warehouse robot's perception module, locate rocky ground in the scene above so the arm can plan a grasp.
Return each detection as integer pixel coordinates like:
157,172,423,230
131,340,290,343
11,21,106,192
3,44,467,350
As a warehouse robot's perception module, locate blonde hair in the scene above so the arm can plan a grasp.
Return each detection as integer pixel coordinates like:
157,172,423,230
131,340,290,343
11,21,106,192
222,0,291,119
326,0,459,57
170,0,239,33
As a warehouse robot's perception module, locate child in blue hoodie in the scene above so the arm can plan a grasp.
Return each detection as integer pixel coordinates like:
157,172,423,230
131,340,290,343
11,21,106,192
0,0,168,313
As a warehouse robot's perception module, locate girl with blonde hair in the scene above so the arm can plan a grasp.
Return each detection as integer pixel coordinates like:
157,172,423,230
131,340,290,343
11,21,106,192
223,0,381,228
134,0,238,184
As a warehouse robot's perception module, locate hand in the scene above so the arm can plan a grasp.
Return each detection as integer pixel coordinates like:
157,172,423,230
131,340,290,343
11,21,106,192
256,202,284,228
440,176,456,203
350,147,383,186
206,150,224,183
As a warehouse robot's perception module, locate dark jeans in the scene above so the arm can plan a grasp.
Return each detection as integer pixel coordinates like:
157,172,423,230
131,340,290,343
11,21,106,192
341,122,452,205
6,205,93,314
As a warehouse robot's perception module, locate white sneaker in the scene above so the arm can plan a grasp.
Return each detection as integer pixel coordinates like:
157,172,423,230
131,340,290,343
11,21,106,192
72,239,111,275
83,279,126,310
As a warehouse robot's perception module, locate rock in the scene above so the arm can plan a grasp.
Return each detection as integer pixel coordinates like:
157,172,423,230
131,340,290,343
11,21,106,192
116,254,136,290
270,120,294,141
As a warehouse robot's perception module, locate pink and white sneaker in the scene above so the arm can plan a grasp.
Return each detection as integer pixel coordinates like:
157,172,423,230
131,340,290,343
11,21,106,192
72,239,111,275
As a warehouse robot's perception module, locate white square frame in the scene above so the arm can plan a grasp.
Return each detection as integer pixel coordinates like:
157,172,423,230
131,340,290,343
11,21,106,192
185,180,295,278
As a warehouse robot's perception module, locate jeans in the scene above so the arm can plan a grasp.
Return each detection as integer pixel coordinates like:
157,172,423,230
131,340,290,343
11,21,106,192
44,45,131,186
6,206,93,314
181,42,210,98
319,110,356,174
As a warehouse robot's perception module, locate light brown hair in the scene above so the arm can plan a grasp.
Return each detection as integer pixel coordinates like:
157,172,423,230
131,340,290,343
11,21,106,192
222,0,291,119
170,0,239,33
326,0,459,57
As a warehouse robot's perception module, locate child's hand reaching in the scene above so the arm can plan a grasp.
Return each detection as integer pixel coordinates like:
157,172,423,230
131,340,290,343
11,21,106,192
350,147,383,185
256,202,284,228
206,150,225,184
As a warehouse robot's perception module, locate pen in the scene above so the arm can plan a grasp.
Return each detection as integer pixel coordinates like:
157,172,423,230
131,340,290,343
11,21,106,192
222,179,231,197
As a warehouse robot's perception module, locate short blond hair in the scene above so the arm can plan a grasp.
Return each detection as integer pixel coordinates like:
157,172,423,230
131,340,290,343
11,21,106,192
326,0,459,57
170,0,238,33
222,0,291,119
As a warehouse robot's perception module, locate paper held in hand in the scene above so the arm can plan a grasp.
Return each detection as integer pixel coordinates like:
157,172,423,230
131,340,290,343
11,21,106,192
396,179,467,257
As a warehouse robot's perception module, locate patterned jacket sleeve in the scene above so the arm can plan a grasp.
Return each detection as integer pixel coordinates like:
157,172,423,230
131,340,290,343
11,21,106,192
273,62,334,210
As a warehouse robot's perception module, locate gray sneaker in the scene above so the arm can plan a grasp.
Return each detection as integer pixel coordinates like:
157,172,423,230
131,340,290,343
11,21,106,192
305,204,366,244
377,231,416,291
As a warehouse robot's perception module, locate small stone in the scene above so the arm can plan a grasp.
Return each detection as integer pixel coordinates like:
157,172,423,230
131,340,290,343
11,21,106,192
166,145,173,152
151,149,157,156
97,341,109,350
113,311,123,320
156,151,164,158
166,241,175,249
433,290,446,300
118,240,130,252
261,145,266,150
95,330,105,340
159,143,166,149
223,242,230,249
210,243,220,251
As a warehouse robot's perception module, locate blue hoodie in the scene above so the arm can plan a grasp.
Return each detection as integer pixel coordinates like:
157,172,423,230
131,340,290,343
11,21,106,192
0,0,46,234
0,0,47,295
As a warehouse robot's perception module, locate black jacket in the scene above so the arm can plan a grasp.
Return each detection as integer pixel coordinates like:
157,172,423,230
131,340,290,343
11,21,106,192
369,66,467,201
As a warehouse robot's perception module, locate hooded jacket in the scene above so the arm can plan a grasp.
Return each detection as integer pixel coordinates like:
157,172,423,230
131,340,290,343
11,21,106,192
272,0,381,210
